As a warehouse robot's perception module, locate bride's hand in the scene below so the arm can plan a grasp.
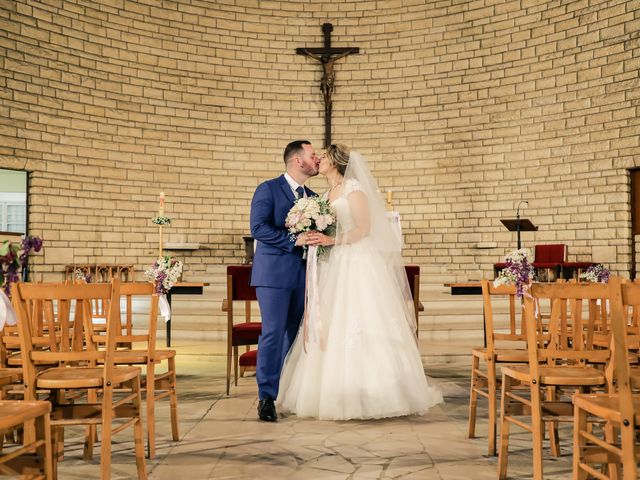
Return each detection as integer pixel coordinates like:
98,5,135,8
295,232,308,247
307,231,335,247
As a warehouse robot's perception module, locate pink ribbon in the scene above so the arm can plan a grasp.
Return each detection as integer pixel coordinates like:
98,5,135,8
302,246,324,353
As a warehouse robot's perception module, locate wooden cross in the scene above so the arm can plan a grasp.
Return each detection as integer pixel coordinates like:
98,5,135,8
296,23,359,147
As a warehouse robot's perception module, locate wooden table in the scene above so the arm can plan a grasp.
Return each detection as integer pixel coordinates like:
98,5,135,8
165,282,209,347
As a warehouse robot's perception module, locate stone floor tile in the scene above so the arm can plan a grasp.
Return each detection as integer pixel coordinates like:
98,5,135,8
47,338,575,479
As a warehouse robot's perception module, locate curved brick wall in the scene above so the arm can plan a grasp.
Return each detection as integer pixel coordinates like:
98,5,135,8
0,0,638,281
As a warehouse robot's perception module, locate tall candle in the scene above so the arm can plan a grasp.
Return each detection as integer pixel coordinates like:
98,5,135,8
387,190,393,207
159,192,165,216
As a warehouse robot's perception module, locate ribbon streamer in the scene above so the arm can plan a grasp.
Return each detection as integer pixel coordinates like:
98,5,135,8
158,293,172,323
302,246,324,353
0,290,17,332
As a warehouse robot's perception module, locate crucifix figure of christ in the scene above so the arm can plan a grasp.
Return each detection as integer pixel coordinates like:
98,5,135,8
296,23,359,147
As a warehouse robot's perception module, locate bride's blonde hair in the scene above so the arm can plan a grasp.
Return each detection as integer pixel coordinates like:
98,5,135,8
326,144,350,176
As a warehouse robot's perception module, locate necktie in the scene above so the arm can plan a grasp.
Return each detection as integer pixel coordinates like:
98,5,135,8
295,186,304,199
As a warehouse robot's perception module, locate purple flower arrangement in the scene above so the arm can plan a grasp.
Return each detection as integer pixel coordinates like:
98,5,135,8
580,264,610,283
144,256,183,295
493,248,535,298
0,236,43,296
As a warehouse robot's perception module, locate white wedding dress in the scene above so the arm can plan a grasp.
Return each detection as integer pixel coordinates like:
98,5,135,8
277,166,443,420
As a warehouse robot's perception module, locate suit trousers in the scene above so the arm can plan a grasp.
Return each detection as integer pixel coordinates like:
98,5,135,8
255,267,305,401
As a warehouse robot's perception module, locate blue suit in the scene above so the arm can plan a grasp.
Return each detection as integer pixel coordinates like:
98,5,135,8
250,175,314,401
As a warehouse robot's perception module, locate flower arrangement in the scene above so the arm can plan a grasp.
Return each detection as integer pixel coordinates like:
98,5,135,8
152,215,171,226
580,264,610,283
145,256,183,295
73,268,92,283
493,248,535,298
285,196,336,255
0,236,43,296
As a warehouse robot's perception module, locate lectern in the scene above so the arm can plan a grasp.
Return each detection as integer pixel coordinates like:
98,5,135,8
500,218,538,249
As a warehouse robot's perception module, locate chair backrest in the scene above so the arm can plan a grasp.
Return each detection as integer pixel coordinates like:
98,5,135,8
481,280,524,353
522,281,611,379
89,282,159,357
12,280,121,400
616,278,640,388
609,277,636,448
534,244,566,263
227,265,256,302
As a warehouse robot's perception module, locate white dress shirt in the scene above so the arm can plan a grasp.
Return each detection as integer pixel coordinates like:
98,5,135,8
284,173,306,198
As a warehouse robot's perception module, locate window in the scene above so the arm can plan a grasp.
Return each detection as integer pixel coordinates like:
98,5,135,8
0,169,28,235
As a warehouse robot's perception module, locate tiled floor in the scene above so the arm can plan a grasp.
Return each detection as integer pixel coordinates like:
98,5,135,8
51,339,574,479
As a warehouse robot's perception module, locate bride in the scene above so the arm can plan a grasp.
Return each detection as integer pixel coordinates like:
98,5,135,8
277,144,442,420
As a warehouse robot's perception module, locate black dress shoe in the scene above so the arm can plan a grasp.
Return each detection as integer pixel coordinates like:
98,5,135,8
258,398,277,422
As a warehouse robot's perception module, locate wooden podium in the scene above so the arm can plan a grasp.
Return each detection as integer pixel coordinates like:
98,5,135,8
500,218,538,249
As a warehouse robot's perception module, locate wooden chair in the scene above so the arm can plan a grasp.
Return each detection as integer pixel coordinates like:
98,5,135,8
223,265,261,395
468,280,528,456
498,281,610,480
572,277,639,479
404,265,424,337
13,280,147,480
89,282,179,459
0,400,53,479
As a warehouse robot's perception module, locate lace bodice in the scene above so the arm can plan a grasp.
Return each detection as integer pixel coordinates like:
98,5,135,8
327,179,365,233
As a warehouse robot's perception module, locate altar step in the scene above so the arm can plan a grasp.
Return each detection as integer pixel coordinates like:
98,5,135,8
131,268,512,350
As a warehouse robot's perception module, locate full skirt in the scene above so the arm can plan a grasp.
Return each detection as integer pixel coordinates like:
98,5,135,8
277,240,443,420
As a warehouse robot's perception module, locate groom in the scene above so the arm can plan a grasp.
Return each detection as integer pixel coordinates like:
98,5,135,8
250,140,319,422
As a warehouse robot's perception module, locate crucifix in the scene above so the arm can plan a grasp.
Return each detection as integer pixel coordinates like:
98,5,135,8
296,23,359,147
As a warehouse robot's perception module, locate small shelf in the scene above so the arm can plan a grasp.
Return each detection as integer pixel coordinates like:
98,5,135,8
164,242,200,250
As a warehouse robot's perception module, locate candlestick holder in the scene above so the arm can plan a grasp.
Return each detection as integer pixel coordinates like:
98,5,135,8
152,215,171,259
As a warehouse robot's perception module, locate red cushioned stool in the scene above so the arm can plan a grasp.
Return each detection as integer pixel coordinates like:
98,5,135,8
239,349,258,377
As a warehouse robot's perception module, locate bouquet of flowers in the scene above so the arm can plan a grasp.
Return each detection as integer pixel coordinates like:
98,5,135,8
580,264,610,283
0,235,43,297
493,248,535,298
285,196,336,255
145,256,183,295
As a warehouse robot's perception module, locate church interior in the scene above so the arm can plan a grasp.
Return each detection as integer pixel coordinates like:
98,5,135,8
0,0,639,478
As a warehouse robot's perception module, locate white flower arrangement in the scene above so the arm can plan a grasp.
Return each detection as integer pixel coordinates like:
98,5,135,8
152,215,171,226
285,196,336,255
145,256,183,295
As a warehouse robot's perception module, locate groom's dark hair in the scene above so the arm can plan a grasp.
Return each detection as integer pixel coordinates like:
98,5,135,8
284,140,311,164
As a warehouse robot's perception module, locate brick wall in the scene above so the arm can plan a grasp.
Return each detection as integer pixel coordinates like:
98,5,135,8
0,0,638,282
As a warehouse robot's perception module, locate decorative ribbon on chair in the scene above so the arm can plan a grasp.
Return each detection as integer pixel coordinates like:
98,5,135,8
0,290,17,331
158,294,171,323
302,246,324,353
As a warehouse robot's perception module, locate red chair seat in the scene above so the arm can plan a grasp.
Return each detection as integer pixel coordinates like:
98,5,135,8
239,349,257,367
232,322,261,345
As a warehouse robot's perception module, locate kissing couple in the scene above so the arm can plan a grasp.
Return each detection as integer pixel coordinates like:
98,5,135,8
249,140,442,421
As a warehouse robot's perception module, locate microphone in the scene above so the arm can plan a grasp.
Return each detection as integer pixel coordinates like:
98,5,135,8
516,200,528,218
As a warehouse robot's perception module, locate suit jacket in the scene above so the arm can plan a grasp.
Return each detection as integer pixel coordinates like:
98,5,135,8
250,175,315,289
